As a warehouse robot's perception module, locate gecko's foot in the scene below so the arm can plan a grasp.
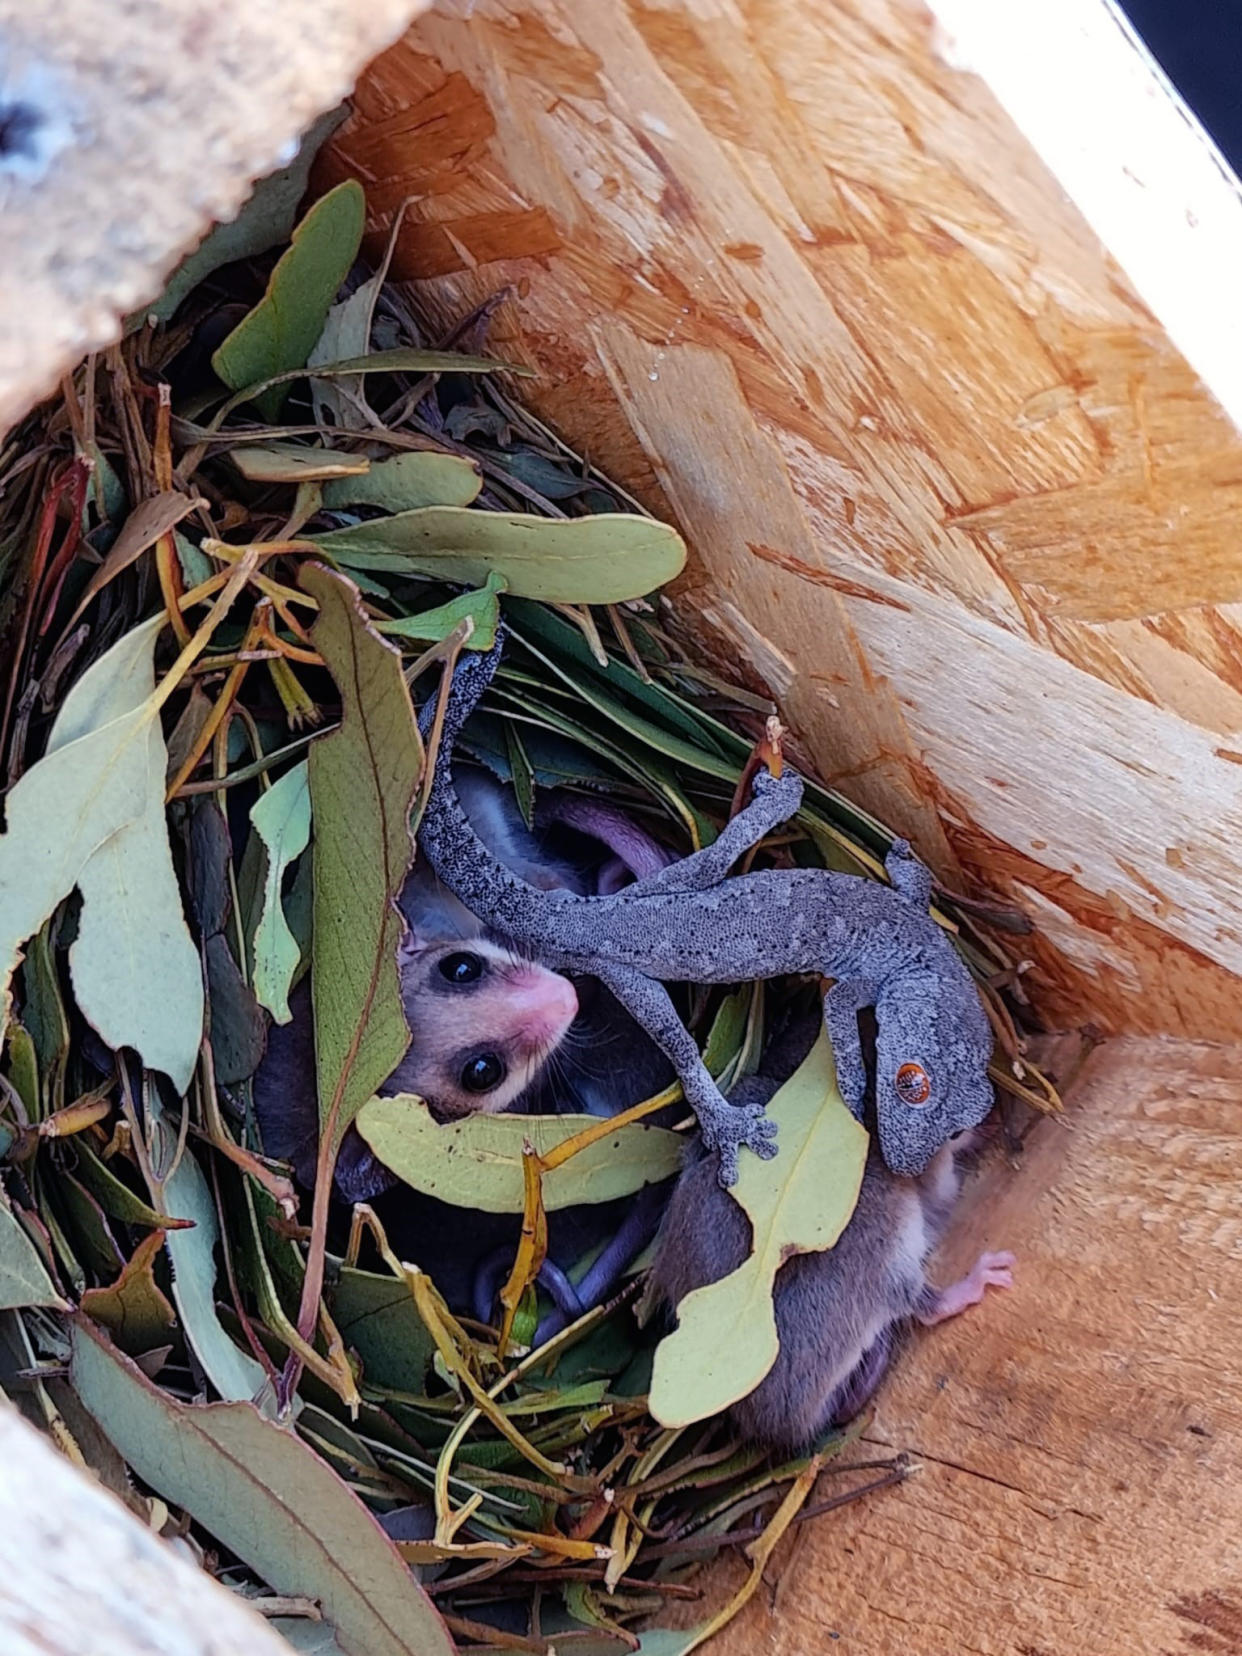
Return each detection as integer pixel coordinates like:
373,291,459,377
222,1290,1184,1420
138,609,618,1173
701,1100,780,1186
917,1250,1015,1326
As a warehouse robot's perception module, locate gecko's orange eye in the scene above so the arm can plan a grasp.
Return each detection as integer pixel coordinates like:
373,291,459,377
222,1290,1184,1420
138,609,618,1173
895,1062,931,1107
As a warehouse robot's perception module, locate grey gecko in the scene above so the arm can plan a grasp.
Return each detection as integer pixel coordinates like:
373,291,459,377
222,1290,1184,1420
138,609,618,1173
416,632,995,1184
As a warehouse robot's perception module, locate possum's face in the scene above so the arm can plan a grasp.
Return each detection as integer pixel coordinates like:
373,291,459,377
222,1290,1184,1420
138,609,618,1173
387,936,579,1119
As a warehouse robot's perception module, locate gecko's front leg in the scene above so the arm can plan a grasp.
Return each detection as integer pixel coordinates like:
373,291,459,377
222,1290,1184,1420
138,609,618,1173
591,962,779,1184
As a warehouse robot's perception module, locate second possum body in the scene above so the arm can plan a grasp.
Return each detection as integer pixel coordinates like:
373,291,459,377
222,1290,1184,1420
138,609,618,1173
647,1023,1014,1454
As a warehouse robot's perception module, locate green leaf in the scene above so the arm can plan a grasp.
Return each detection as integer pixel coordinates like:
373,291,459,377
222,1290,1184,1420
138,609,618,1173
42,618,204,1094
21,922,69,1105
505,598,733,757
143,1087,271,1404
701,988,751,1081
323,451,483,512
143,106,348,324
230,444,373,484
648,1030,868,1429
635,1630,708,1654
0,617,202,1089
355,1097,684,1213
328,1265,437,1393
302,565,422,1154
211,180,366,423
0,1189,65,1309
377,572,507,652
5,1024,38,1116
72,1140,183,1232
312,508,687,604
307,256,389,430
57,1173,124,1279
249,761,311,1023
69,1318,456,1656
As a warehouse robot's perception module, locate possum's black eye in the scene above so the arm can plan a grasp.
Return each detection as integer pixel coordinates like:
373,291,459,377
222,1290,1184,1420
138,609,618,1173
462,1053,506,1093
440,952,484,985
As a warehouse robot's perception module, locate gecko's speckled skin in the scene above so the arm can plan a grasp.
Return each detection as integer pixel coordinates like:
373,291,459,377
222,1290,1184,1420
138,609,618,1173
417,634,995,1184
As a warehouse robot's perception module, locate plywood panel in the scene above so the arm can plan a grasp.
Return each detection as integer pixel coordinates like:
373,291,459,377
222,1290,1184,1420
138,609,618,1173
679,1037,1242,1656
0,0,430,435
322,0,1242,1038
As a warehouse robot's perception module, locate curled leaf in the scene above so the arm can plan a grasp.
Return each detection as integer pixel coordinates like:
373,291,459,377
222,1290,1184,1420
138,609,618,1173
80,1229,177,1355
230,445,372,484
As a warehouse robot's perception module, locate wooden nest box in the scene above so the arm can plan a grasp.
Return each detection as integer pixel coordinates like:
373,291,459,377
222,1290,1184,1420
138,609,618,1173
4,0,1242,1650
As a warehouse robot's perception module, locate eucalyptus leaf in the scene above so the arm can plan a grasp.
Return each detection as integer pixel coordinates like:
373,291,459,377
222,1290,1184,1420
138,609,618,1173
302,566,422,1154
355,1097,684,1213
0,617,201,1088
144,106,348,324
211,180,366,423
230,445,372,484
0,1190,64,1309
205,934,267,1084
648,1030,868,1429
329,1265,436,1393
5,1024,37,1116
376,571,506,651
80,1228,177,1354
323,451,483,513
212,348,525,430
505,598,733,756
175,530,214,589
143,1087,270,1405
57,1173,125,1279
312,509,686,604
22,922,69,1097
69,1318,457,1656
249,761,312,1023
44,617,204,1094
72,1140,182,1232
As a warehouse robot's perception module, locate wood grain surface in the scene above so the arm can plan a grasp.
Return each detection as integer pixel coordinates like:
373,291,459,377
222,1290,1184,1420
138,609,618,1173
323,0,1242,1039
659,1037,1242,1654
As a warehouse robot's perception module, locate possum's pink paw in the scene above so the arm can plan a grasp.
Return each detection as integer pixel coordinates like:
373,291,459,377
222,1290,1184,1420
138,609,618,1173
919,1250,1016,1325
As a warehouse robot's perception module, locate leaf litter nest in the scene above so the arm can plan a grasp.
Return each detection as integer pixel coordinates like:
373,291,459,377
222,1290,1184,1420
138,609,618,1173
0,161,1062,1654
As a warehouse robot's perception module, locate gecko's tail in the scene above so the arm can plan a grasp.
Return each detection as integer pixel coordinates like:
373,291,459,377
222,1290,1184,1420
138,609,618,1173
418,625,508,755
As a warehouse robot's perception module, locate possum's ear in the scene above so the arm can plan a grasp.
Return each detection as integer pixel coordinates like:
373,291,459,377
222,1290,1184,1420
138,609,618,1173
396,864,480,958
540,794,675,888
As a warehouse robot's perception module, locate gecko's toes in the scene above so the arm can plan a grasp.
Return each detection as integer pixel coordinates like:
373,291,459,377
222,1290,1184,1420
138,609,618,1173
715,1145,741,1187
746,1113,780,1159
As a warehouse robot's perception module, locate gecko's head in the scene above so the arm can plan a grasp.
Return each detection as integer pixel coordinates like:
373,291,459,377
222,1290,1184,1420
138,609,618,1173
388,935,579,1119
873,980,994,1176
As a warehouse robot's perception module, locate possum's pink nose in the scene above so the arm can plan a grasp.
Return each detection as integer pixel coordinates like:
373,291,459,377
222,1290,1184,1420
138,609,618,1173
508,969,579,1042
